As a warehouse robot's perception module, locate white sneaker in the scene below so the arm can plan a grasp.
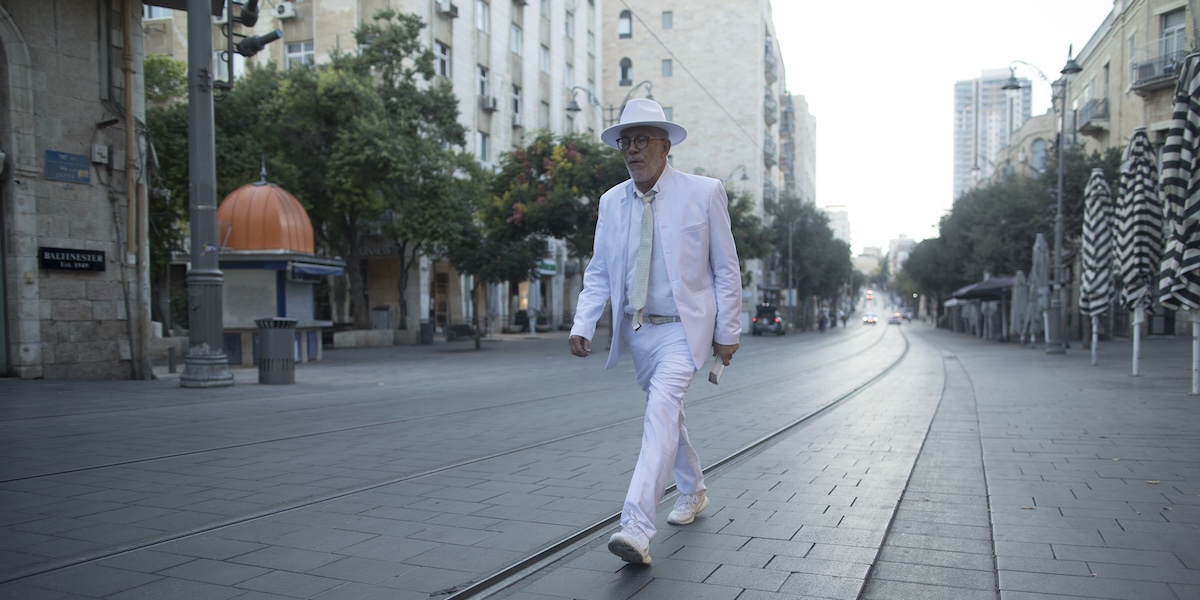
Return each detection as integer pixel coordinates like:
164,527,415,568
607,523,651,565
667,492,708,525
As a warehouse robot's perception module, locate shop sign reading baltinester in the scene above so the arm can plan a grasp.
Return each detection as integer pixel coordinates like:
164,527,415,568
40,247,106,272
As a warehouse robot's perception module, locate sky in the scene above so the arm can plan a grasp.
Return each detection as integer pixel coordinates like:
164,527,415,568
770,0,1117,255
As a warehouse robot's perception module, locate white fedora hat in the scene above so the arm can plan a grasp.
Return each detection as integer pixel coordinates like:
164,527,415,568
600,98,688,149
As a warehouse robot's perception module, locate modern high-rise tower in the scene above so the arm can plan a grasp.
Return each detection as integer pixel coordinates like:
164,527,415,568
953,69,1032,199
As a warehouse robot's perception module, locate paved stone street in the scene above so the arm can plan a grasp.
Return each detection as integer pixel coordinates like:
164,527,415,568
0,323,1196,599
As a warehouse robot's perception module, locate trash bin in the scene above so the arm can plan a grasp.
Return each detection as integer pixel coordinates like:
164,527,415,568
256,317,297,384
419,321,435,345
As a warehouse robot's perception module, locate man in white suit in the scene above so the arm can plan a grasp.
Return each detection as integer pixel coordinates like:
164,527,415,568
568,99,742,565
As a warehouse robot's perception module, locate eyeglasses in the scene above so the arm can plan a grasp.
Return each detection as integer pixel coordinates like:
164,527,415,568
616,135,667,151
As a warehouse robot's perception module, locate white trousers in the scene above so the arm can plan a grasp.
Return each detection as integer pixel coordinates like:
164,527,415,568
620,318,706,541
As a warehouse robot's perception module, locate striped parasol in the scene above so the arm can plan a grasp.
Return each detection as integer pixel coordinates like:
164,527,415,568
1157,52,1200,393
1078,168,1114,365
1116,127,1164,375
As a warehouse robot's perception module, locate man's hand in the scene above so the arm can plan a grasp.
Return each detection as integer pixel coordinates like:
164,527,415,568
712,342,738,366
569,335,592,358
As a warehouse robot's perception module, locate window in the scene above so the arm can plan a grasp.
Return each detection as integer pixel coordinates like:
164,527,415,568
619,10,632,38
661,59,672,77
587,30,595,56
540,45,550,73
565,11,574,38
511,23,523,55
213,51,245,82
539,101,550,129
144,6,171,19
1030,139,1047,172
476,0,490,33
285,41,315,69
477,131,490,164
662,11,672,29
477,65,490,97
540,0,548,17
1162,9,1185,59
512,84,522,114
435,41,451,77
566,63,574,89
619,58,632,85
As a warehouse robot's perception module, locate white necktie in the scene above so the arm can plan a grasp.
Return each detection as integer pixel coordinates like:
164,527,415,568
631,190,656,331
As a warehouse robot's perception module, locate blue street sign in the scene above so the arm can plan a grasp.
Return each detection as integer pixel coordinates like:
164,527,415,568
44,150,91,184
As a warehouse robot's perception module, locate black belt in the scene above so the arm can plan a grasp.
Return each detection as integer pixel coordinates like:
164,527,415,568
627,313,682,325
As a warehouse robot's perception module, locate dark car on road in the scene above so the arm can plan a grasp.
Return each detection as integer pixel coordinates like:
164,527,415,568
751,304,785,336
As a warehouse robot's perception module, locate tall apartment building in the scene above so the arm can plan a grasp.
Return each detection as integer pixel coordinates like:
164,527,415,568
144,0,602,337
602,0,804,303
821,206,850,248
953,70,1032,199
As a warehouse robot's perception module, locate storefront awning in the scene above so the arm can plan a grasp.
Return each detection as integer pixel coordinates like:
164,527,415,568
291,263,344,277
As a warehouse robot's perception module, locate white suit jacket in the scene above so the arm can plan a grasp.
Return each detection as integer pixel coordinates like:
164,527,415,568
570,166,742,370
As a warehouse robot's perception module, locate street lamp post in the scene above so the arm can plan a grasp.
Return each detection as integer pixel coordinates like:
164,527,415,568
1003,47,1082,354
726,164,750,183
601,80,654,127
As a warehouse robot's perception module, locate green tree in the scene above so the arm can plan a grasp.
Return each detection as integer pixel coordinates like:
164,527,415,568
256,10,468,329
901,143,1121,317
765,194,853,326
144,53,187,107
486,131,626,256
727,189,768,288
344,10,471,328
144,54,190,328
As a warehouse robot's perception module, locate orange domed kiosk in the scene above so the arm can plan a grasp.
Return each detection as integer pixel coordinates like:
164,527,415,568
213,177,344,366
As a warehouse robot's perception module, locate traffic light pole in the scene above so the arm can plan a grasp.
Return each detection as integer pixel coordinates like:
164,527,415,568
180,0,234,387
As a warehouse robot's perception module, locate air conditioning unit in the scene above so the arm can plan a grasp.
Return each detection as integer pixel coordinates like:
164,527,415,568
436,0,459,18
274,1,297,19
480,96,499,112
512,113,523,128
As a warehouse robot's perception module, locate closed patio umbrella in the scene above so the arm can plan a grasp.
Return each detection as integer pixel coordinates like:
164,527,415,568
1025,233,1051,347
1157,52,1200,393
1117,128,1164,376
1009,270,1028,342
1079,169,1115,365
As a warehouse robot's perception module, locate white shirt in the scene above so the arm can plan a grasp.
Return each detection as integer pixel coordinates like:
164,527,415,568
624,185,677,317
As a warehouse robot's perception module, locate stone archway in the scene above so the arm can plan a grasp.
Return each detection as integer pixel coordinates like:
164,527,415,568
0,7,40,377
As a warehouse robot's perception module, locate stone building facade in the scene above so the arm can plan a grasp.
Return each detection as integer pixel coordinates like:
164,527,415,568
1,2,157,378
601,0,810,307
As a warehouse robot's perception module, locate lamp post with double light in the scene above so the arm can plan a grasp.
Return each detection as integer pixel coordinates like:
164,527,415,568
587,80,654,127
1003,48,1082,354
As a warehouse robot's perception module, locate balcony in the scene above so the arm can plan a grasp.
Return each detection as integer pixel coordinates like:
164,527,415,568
763,136,777,167
763,180,777,203
1131,50,1187,93
1076,97,1109,137
765,48,778,84
764,91,778,126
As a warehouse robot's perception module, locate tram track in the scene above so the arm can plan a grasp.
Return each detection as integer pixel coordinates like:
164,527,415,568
446,325,910,598
1,323,885,485
0,324,904,590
